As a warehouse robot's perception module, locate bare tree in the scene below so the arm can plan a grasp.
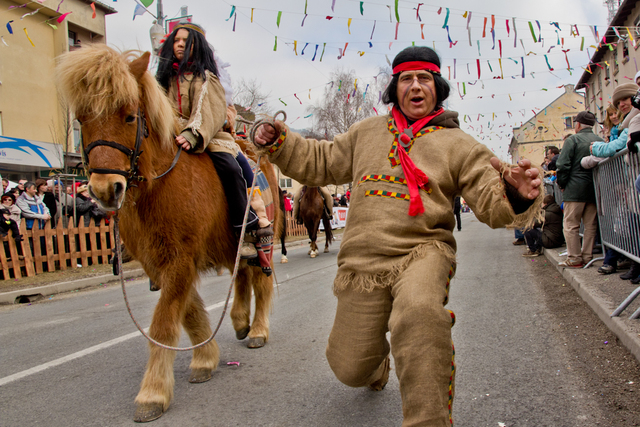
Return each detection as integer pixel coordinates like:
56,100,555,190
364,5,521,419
306,68,378,140
49,94,74,175
232,78,272,116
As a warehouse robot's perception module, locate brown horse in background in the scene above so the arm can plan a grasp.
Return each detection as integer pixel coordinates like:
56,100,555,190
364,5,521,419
298,186,333,258
56,46,280,422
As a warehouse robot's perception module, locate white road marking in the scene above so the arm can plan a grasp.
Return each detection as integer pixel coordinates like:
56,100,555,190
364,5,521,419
0,299,228,387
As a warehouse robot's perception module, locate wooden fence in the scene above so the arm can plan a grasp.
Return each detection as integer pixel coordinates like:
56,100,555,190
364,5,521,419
0,211,311,281
0,217,115,280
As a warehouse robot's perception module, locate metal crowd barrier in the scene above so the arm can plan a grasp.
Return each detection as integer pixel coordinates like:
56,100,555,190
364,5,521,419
591,147,640,319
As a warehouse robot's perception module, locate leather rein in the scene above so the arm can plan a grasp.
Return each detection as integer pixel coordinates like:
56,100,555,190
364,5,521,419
82,108,182,187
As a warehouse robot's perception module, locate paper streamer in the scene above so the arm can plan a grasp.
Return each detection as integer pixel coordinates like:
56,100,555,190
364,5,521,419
279,98,287,106
320,43,326,61
544,55,554,71
133,4,146,20
226,5,235,20
370,20,376,39
273,36,277,51
445,26,457,47
331,0,336,12
1,36,7,46
56,0,64,13
394,0,400,22
360,1,364,15
420,23,424,39
21,8,41,19
483,17,487,38
476,59,481,78
277,11,282,28
312,44,318,61
395,22,399,40
23,27,34,47
90,2,96,19
6,21,13,34
521,57,525,78
416,3,423,21
294,94,302,104
441,7,449,28
513,18,517,48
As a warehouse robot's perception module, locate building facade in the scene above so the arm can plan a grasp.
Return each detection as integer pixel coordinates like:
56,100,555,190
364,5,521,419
576,0,640,122
509,85,585,167
0,0,116,182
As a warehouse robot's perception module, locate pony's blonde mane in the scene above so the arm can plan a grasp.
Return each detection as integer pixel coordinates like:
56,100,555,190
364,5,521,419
55,44,177,151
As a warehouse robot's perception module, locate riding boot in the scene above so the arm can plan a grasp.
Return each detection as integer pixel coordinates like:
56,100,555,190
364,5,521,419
208,151,259,260
319,186,334,220
249,190,274,239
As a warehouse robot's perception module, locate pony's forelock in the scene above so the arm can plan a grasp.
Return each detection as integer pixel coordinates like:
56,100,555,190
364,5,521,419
56,45,177,151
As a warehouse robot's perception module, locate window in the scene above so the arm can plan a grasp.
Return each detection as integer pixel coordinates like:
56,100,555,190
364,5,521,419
68,30,76,47
279,178,292,188
635,16,640,49
73,119,82,153
613,45,619,75
622,39,630,63
564,116,573,129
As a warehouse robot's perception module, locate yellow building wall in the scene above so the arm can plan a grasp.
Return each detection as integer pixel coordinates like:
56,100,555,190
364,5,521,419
0,0,109,146
510,88,585,167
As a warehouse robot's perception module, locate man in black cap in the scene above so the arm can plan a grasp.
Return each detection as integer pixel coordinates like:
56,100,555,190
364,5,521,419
251,45,543,425
556,111,603,268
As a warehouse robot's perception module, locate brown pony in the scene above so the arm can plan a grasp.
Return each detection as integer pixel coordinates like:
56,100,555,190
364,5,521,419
55,46,280,422
298,186,333,257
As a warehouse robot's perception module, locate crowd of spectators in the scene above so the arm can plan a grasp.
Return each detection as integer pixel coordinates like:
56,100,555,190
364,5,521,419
0,178,108,236
520,76,640,285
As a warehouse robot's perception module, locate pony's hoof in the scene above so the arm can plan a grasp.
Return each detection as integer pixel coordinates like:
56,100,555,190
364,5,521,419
189,368,212,383
133,402,164,423
310,252,318,258
247,337,266,348
236,326,250,340
324,248,330,253
149,279,160,292
280,256,288,264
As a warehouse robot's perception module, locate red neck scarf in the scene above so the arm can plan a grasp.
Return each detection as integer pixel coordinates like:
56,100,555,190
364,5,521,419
391,106,444,216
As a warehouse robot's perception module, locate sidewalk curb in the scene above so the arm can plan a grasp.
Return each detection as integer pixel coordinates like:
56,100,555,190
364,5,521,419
546,251,640,363
0,268,147,305
0,235,336,305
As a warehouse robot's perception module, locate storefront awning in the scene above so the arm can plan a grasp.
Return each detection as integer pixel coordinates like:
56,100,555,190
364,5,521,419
0,136,64,173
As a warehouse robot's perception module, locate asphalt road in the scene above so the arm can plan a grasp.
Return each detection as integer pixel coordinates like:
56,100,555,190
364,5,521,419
0,213,634,426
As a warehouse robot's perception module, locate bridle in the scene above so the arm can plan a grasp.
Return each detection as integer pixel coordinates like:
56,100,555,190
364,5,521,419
81,108,181,188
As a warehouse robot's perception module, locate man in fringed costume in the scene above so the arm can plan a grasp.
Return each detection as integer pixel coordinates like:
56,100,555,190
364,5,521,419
253,46,542,425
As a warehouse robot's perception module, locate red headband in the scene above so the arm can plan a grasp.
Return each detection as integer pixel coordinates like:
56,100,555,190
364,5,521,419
393,61,441,75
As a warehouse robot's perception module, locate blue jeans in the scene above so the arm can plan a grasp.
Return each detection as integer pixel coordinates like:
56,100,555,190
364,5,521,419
515,229,525,240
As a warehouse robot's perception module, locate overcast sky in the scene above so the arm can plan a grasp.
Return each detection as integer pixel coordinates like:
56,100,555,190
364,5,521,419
104,0,612,160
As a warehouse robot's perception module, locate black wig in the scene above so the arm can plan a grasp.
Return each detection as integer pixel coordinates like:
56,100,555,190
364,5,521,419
156,26,219,90
382,46,451,111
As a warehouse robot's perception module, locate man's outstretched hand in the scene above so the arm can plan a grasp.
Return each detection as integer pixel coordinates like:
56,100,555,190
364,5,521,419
253,121,285,146
490,157,541,200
